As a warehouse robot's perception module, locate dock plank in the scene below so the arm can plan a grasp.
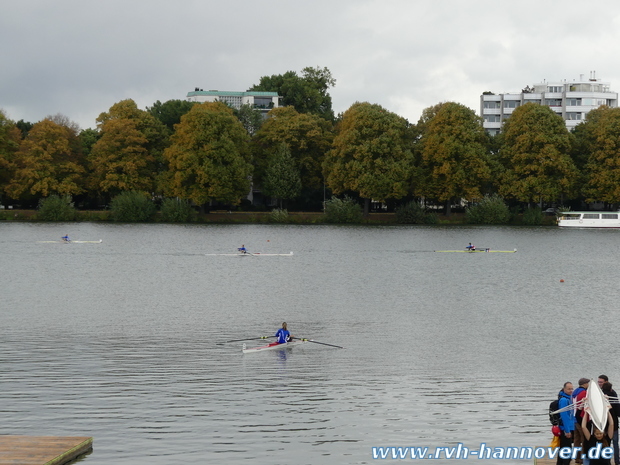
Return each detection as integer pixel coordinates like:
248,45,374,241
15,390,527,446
0,436,92,465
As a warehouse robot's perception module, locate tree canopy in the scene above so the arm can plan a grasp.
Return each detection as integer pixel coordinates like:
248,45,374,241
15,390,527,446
7,118,85,199
498,103,578,204
147,99,197,134
262,142,302,208
580,106,620,204
249,66,336,121
253,106,333,191
162,102,252,206
323,102,414,212
418,102,491,206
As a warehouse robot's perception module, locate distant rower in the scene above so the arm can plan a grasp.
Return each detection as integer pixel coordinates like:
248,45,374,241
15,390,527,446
238,245,247,254
62,235,70,242
466,243,475,251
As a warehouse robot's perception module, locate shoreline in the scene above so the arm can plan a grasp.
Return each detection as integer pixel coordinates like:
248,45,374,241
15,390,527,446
0,209,559,226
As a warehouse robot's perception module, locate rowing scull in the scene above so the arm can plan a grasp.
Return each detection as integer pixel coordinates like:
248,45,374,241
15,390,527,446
205,251,294,256
434,249,517,253
242,339,308,353
37,239,103,244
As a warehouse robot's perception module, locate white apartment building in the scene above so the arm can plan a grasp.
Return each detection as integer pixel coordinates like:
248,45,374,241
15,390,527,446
186,88,280,115
480,74,618,135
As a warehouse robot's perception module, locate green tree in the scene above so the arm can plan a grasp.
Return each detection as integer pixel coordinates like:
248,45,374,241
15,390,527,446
262,142,302,208
147,99,197,134
578,106,620,205
110,190,156,222
253,106,333,191
417,102,491,214
234,103,264,136
15,119,33,139
249,66,336,121
323,102,414,215
498,103,578,205
37,194,77,221
7,118,85,199
79,128,100,158
162,102,252,206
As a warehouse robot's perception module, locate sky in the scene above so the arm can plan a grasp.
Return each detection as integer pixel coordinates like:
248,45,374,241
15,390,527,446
3,0,620,130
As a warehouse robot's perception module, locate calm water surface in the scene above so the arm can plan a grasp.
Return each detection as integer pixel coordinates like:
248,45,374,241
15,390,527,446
1,222,620,464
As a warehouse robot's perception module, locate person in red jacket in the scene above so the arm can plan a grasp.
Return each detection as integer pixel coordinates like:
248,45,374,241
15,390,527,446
572,378,590,465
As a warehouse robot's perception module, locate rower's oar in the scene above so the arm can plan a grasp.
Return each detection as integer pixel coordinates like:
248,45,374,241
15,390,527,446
217,336,274,345
299,338,344,349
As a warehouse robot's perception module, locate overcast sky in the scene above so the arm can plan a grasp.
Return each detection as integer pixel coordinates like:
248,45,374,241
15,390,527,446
3,0,620,130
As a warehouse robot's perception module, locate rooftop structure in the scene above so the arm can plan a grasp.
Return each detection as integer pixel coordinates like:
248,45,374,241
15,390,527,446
186,88,280,115
480,72,618,135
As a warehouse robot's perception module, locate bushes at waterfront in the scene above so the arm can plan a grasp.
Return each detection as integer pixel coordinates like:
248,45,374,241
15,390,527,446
323,196,363,223
268,208,290,223
37,195,77,221
521,206,543,225
110,191,156,222
159,198,197,223
395,201,438,224
466,194,510,224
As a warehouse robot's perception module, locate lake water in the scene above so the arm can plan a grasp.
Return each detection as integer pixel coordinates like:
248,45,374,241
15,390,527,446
1,222,619,464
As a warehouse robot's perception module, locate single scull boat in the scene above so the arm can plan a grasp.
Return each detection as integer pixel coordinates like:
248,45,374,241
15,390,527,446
242,339,308,354
37,239,103,244
434,248,516,253
205,251,294,256
586,380,611,431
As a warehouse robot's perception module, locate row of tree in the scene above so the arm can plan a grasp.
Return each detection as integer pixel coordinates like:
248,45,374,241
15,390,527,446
2,65,620,214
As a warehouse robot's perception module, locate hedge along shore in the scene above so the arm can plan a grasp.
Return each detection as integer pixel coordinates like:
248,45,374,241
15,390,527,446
0,209,560,225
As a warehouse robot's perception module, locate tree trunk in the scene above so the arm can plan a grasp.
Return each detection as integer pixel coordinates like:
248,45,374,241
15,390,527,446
445,199,452,216
364,198,370,217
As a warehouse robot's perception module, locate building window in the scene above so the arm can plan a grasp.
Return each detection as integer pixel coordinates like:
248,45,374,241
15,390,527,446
545,99,563,107
547,86,563,93
566,98,581,106
566,112,582,120
483,101,501,109
504,100,520,108
484,115,501,123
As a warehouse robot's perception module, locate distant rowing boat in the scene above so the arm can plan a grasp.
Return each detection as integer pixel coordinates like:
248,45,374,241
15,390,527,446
434,249,517,253
205,252,294,256
242,339,307,353
37,240,103,244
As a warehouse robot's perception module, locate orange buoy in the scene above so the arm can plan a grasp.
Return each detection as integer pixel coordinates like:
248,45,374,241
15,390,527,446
560,279,565,283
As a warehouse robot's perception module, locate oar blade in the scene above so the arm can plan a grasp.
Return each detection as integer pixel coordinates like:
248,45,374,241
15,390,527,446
299,338,344,349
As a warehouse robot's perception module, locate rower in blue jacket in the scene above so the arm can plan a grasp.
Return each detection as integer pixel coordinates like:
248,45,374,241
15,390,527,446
238,245,247,254
275,322,294,343
62,235,70,242
466,243,475,251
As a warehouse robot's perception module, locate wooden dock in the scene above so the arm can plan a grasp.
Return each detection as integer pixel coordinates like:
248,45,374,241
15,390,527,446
0,436,92,465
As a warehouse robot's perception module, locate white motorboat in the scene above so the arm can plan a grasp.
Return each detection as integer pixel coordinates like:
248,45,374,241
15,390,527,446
558,211,620,228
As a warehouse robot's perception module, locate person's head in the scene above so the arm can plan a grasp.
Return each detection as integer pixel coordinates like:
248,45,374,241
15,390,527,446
282,322,287,330
594,427,605,440
598,375,609,387
602,381,613,393
578,377,590,387
563,382,574,395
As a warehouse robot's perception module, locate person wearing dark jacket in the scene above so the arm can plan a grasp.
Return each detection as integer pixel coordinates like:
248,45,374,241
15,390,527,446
558,382,576,465
600,378,620,465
